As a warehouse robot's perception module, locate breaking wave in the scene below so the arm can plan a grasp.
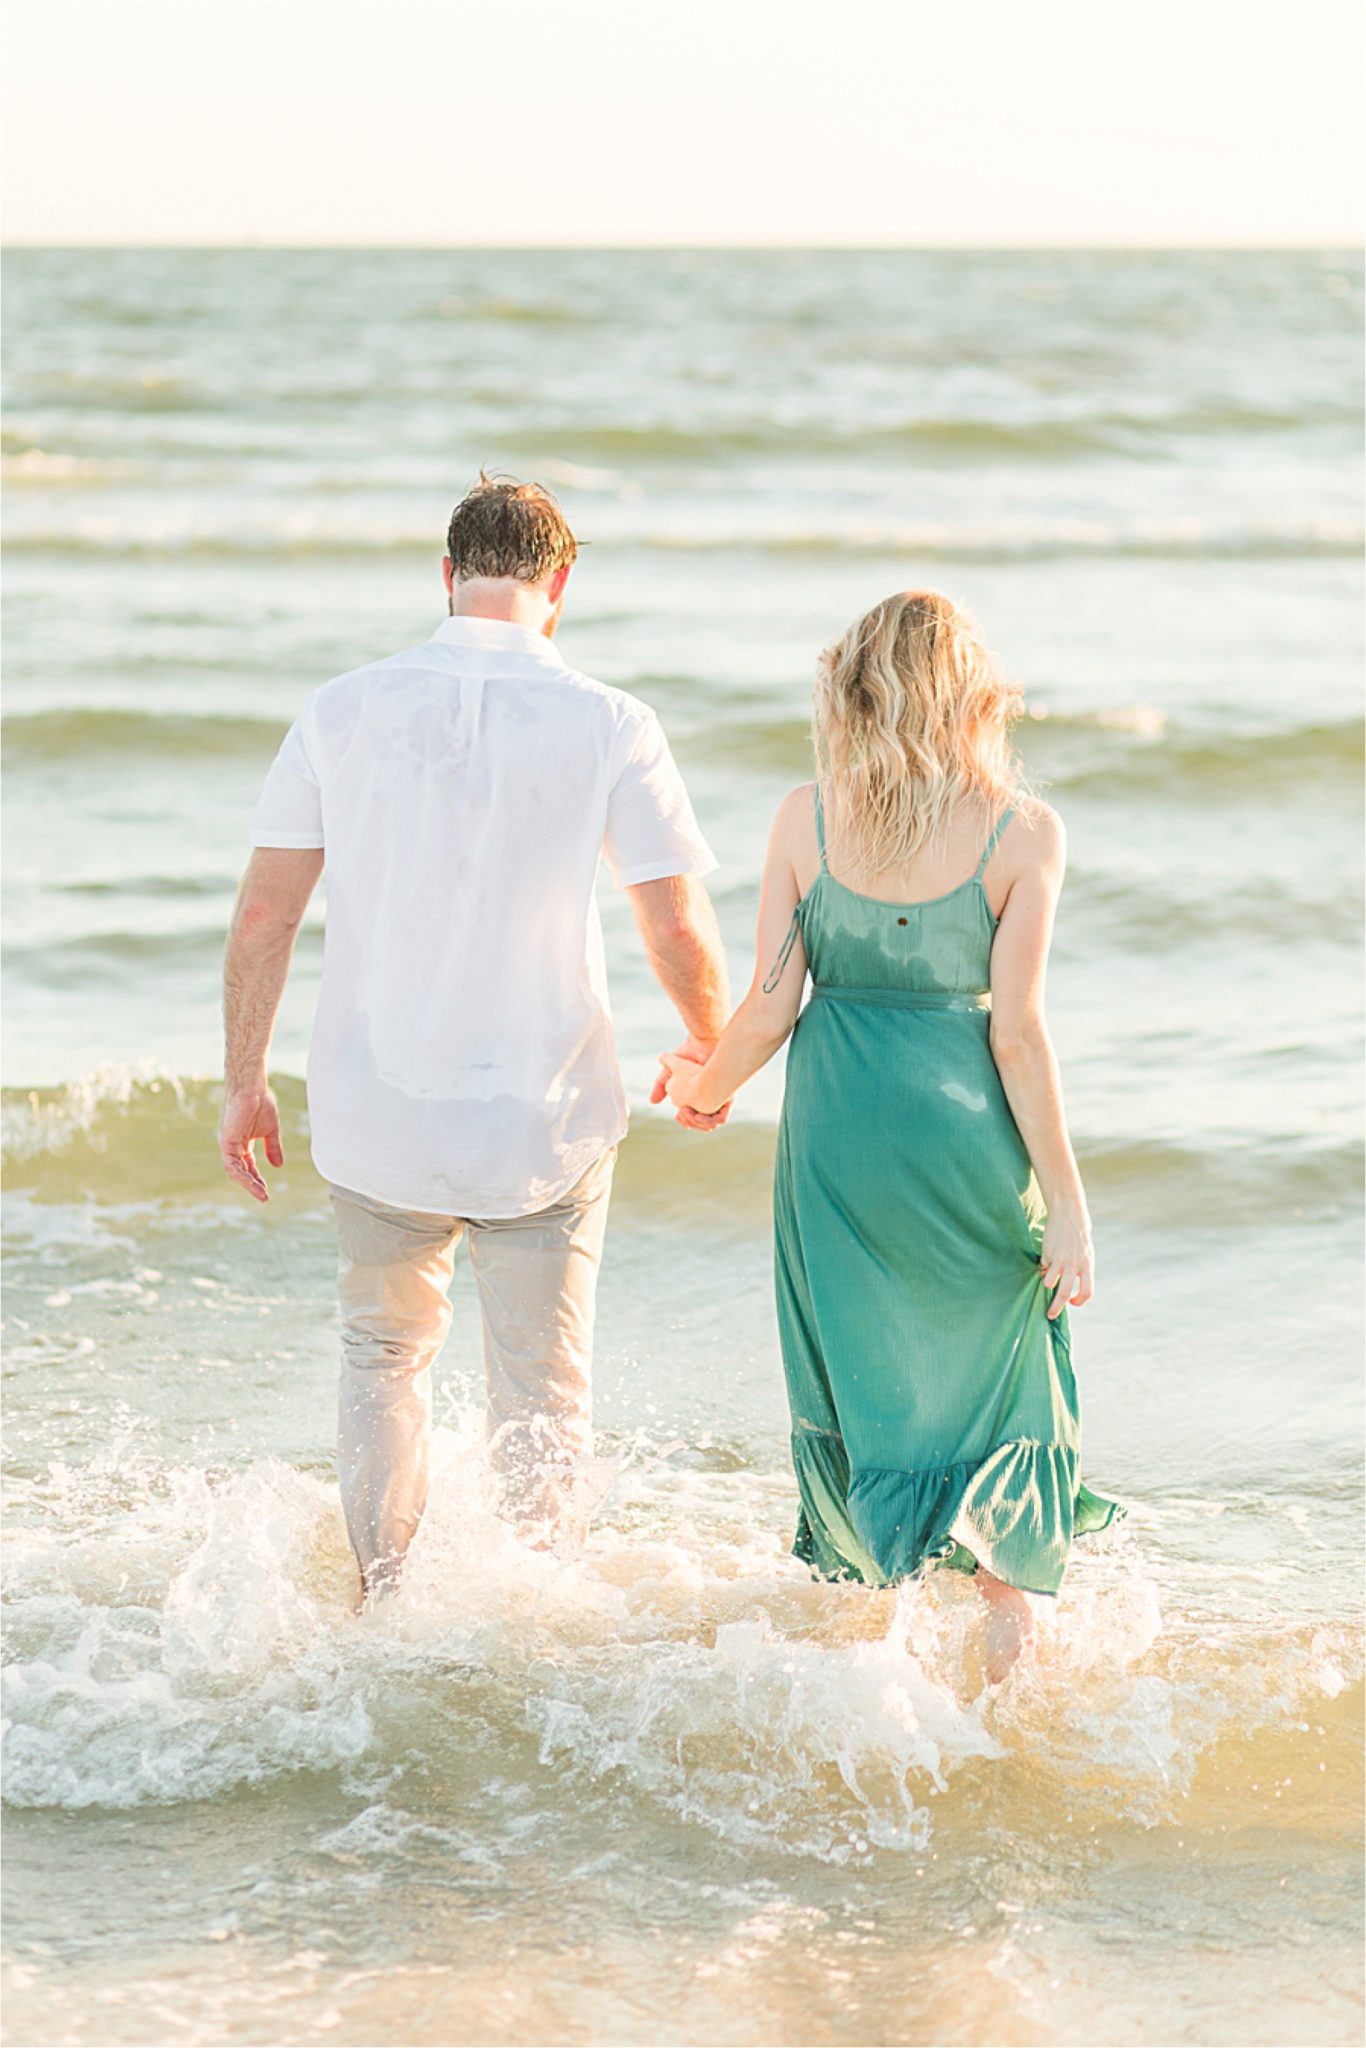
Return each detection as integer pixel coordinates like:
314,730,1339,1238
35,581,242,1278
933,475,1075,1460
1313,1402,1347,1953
3,1416,1358,1863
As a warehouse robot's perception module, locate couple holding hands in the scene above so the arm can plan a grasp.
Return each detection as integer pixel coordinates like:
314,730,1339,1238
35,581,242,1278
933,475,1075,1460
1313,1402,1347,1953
221,473,1120,1679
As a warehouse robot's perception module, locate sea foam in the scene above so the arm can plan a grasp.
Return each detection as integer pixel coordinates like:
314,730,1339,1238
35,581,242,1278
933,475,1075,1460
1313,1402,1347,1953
3,1412,1357,1863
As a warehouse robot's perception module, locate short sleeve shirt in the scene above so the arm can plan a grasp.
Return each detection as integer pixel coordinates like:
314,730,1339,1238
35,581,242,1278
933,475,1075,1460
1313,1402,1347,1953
250,615,716,1215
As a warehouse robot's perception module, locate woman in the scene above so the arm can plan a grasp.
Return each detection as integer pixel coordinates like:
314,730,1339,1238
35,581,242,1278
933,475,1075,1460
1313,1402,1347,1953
662,591,1121,1680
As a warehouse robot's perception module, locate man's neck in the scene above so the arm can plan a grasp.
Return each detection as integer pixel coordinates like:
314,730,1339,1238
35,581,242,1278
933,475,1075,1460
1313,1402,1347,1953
450,579,554,637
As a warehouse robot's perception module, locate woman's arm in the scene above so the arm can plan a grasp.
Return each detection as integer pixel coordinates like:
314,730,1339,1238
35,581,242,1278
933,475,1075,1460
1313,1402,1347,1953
988,805,1094,1318
661,789,811,1117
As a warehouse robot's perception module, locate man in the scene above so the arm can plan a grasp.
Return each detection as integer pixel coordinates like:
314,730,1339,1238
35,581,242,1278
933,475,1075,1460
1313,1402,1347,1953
219,474,730,1602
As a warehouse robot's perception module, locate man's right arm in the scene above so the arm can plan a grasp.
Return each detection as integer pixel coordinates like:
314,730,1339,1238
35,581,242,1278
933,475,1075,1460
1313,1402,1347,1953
627,874,732,1129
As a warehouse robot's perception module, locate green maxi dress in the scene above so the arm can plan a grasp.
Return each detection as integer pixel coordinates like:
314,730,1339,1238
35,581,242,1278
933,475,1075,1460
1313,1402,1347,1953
771,788,1121,1596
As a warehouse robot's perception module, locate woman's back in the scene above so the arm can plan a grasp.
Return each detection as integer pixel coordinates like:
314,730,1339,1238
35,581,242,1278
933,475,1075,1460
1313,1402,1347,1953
785,785,1017,1000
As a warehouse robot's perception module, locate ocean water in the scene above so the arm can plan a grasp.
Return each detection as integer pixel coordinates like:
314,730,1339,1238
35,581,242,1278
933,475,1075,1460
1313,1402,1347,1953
2,248,1362,2047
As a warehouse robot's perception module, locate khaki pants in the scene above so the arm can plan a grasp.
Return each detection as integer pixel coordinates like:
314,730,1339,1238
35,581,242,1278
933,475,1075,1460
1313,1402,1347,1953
328,1146,616,1592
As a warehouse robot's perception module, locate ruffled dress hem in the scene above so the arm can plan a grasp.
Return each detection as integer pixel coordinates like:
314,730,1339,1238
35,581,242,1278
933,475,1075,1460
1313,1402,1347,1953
791,1427,1124,1599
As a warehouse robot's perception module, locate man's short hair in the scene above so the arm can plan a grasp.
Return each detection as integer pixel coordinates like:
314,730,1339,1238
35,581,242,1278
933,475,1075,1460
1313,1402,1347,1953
445,472,578,584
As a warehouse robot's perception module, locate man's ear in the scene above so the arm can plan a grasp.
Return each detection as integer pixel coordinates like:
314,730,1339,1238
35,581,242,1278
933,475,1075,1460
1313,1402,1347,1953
547,563,572,605
442,555,455,598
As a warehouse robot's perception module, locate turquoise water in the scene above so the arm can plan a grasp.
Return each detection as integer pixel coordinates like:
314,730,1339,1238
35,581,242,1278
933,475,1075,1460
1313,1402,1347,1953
2,249,1363,2046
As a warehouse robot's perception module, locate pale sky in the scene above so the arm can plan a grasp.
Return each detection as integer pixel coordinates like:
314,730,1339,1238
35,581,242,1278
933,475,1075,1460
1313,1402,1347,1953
2,0,1362,246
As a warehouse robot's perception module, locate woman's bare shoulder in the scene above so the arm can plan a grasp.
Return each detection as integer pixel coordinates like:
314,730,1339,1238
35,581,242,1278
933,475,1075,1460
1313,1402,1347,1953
771,781,819,841
1005,794,1066,873
764,783,821,885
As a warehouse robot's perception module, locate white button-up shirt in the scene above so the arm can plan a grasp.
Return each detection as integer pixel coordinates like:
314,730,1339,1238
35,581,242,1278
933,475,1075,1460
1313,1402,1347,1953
250,615,716,1216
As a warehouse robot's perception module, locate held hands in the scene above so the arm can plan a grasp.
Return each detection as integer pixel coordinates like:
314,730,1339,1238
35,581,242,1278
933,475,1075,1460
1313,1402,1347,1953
1039,1205,1095,1319
651,1038,730,1133
218,1079,285,1201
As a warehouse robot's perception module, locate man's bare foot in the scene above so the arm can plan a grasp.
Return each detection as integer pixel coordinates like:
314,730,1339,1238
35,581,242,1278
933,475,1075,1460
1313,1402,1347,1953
356,1560,403,1613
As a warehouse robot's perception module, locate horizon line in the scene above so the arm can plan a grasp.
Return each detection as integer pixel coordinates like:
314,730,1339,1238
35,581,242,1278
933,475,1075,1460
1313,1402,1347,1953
3,238,1362,256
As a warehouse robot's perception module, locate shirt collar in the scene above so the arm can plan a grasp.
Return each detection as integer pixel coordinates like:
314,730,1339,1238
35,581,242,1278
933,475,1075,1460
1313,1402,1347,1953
429,614,567,665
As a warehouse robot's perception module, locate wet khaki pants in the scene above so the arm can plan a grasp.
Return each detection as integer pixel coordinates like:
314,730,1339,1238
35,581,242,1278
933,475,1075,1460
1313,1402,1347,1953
328,1147,615,1592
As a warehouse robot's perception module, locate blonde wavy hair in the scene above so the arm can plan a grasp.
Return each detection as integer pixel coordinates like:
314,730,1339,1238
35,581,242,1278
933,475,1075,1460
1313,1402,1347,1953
813,589,1028,876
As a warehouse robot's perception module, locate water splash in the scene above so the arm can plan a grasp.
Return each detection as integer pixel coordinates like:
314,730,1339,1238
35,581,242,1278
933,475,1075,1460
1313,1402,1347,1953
3,1412,1357,1863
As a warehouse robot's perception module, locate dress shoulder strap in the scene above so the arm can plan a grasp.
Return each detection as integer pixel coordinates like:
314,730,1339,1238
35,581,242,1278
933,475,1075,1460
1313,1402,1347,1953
973,803,1016,880
762,786,823,996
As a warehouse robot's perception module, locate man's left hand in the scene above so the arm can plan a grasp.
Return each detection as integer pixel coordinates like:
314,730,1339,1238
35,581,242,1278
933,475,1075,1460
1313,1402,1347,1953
651,1037,731,1132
